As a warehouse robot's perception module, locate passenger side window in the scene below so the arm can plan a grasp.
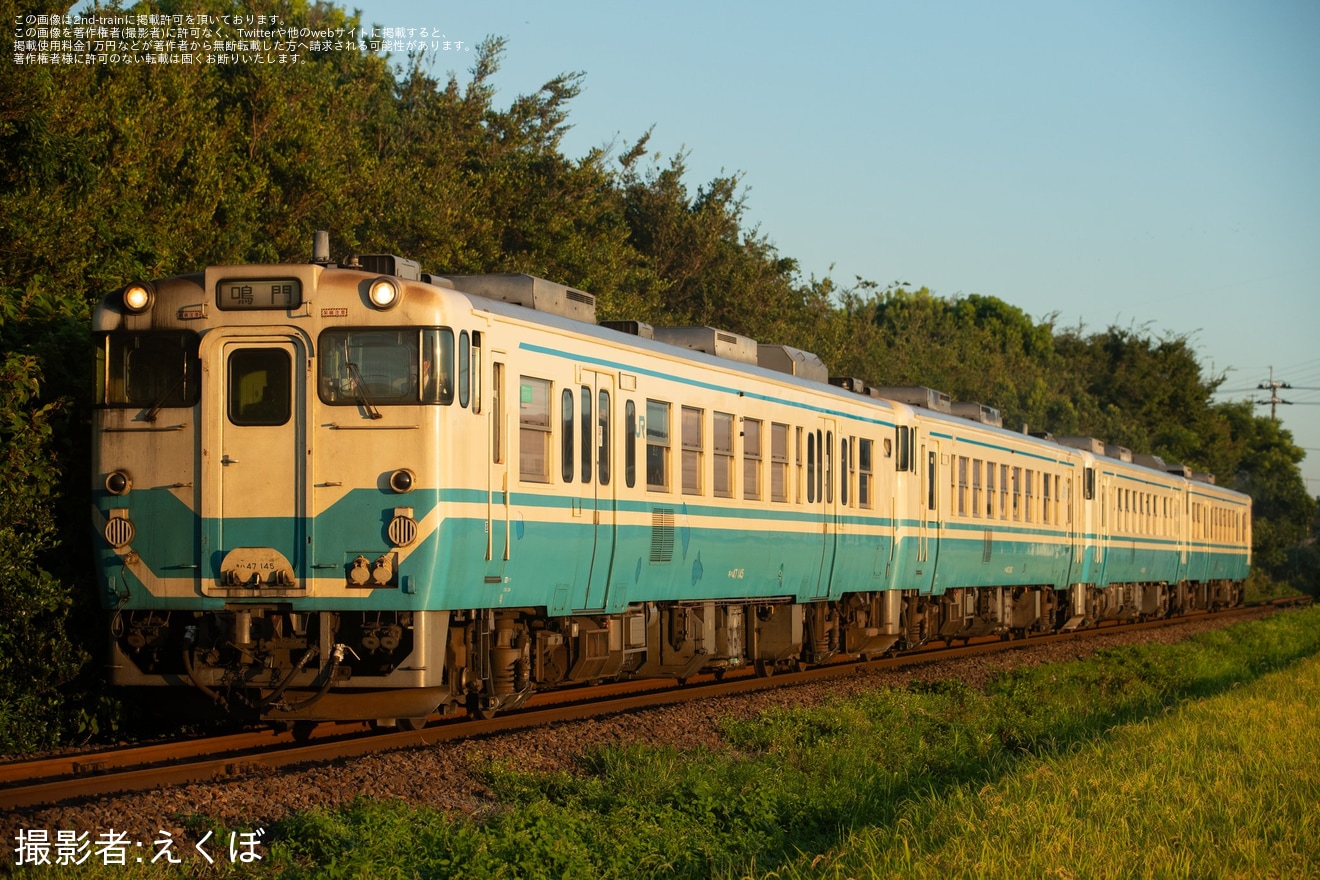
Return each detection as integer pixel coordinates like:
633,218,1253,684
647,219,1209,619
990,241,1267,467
744,418,762,500
625,400,636,488
458,330,471,408
598,391,611,486
519,376,551,483
957,456,968,517
682,406,703,495
858,438,873,508
771,423,789,502
840,437,850,507
971,459,982,518
714,412,735,498
580,386,593,484
807,431,816,503
646,400,670,491
560,388,574,483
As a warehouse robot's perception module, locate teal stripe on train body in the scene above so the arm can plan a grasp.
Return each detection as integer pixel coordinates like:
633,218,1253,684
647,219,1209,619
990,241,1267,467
97,488,1250,613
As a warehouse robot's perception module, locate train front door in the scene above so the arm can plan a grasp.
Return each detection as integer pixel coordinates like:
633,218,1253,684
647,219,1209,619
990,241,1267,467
203,333,306,589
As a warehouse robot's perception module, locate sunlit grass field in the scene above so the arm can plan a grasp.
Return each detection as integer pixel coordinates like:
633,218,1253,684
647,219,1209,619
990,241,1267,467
53,605,1320,879
768,635,1320,879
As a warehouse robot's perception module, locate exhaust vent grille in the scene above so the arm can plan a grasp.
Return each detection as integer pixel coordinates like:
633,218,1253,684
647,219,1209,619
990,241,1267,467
650,507,675,563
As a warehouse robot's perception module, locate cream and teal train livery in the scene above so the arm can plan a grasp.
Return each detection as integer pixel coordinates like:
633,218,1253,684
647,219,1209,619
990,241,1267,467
93,233,1251,733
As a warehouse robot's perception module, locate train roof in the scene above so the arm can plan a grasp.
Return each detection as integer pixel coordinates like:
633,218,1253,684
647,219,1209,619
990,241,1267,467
453,284,906,413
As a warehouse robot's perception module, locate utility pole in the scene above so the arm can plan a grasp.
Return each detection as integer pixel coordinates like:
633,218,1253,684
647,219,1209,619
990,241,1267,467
1256,367,1292,421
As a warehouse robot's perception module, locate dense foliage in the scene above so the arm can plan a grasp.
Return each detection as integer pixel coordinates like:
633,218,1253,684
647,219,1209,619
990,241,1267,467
0,0,1313,751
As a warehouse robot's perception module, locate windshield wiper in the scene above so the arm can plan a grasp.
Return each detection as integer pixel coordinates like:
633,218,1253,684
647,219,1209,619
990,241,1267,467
142,372,187,422
343,342,382,420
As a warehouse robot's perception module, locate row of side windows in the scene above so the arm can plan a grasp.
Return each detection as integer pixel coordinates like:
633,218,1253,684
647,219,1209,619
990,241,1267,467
510,374,1247,546
951,456,1067,526
1104,489,1243,545
1107,486,1179,538
512,380,1251,546
652,403,884,507
1191,501,1246,544
518,382,895,507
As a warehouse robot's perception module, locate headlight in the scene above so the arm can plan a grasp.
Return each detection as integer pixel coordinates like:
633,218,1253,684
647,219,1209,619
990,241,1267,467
368,277,399,309
122,282,155,314
389,468,416,494
105,471,132,495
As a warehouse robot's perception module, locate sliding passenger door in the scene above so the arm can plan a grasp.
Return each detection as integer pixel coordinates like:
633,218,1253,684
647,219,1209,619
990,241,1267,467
580,370,616,611
808,418,839,599
1095,473,1112,587
916,437,941,594
485,357,510,572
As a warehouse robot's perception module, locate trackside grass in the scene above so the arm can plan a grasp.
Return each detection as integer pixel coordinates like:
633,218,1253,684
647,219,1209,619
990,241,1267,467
43,606,1320,879
772,636,1320,879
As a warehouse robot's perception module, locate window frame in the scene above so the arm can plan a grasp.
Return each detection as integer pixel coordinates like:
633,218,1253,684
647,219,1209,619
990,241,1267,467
227,347,292,427
318,326,454,407
682,405,703,496
714,411,735,499
744,418,763,501
519,375,552,483
858,437,873,509
97,330,202,410
646,399,671,491
560,387,575,483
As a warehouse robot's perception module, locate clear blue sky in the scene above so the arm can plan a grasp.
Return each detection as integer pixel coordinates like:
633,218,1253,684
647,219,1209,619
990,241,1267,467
352,0,1320,493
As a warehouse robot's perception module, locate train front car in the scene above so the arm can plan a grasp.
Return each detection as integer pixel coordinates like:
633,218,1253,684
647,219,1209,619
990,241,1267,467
94,249,456,730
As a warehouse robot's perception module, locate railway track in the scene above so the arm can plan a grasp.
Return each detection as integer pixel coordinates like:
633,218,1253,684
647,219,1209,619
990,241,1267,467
0,601,1303,813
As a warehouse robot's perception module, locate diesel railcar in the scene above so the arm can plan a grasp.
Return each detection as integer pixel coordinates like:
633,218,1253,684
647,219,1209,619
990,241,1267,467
93,235,1251,732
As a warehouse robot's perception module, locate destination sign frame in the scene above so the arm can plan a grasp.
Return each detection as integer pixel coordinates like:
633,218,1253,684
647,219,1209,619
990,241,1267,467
215,278,303,310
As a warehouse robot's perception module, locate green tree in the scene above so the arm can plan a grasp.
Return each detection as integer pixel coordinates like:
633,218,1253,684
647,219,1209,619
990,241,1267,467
617,149,805,340
1215,401,1317,581
0,350,88,750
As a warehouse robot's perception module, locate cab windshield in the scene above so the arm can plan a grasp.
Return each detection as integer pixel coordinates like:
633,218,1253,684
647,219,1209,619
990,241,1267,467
96,332,201,408
319,328,454,406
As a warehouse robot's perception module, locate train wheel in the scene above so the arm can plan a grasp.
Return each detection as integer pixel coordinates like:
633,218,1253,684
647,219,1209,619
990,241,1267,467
291,721,317,744
397,716,428,731
466,694,498,721
754,660,775,678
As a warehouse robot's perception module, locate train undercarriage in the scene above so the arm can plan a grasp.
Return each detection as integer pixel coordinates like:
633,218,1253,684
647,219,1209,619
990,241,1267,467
111,579,1243,737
